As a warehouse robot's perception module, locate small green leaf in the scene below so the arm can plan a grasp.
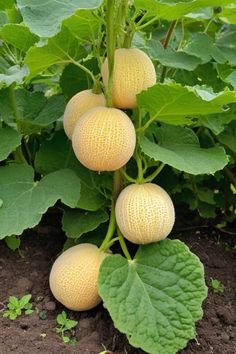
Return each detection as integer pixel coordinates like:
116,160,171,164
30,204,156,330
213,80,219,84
19,294,31,308
25,309,34,315
140,125,228,175
99,239,207,354
65,320,78,330
5,235,21,251
9,296,19,307
62,209,108,239
9,313,17,320
0,65,28,88
63,336,70,343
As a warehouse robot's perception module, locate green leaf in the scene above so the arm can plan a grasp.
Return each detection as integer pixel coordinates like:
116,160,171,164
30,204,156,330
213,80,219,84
60,60,98,99
65,319,78,330
216,29,236,65
5,235,21,251
63,336,70,343
0,126,21,161
34,130,111,193
25,26,87,80
62,209,108,239
146,40,201,71
57,312,67,325
0,24,39,52
140,125,228,175
218,121,236,153
137,83,236,125
198,111,236,135
78,182,105,211
219,5,236,24
9,296,19,307
99,239,207,354
184,33,226,64
19,294,31,308
0,0,15,10
16,0,103,37
25,309,34,315
134,0,234,20
0,65,28,88
0,165,81,239
0,89,65,134
64,9,100,43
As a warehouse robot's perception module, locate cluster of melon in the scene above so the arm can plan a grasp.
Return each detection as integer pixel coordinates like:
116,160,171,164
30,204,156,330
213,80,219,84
49,48,175,312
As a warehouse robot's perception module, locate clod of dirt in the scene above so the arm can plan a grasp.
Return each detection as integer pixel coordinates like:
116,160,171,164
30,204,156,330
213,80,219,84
16,277,33,294
45,301,56,311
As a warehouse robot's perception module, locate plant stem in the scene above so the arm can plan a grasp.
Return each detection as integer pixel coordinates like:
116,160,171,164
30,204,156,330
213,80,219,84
117,228,131,260
144,163,165,183
92,76,102,94
99,170,122,252
136,15,158,30
135,148,144,183
224,166,236,188
106,0,116,107
70,59,96,84
160,20,177,83
120,168,136,183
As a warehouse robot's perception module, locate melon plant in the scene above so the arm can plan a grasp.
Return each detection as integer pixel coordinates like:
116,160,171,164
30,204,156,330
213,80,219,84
4,0,236,353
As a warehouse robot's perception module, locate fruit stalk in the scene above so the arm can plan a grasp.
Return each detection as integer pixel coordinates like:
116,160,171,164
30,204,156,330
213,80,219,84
106,0,115,107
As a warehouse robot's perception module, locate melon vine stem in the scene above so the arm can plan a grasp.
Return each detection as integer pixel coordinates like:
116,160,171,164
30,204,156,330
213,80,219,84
160,20,177,83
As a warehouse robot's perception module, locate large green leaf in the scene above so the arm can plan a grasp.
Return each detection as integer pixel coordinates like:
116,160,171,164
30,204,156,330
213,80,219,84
137,83,236,125
16,0,103,37
140,125,228,175
99,239,207,354
134,0,234,20
0,126,21,161
62,209,108,238
25,26,87,80
0,24,39,52
219,5,236,25
0,165,81,239
146,40,201,71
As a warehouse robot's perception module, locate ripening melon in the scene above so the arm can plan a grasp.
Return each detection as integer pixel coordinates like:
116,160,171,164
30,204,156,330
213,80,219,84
101,48,156,109
63,89,106,139
72,106,136,171
49,244,106,311
115,183,175,244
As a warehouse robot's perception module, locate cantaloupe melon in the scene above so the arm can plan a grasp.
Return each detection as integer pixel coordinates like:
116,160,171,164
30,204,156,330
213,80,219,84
72,106,136,171
49,244,106,311
115,183,175,244
101,48,156,109
63,89,106,139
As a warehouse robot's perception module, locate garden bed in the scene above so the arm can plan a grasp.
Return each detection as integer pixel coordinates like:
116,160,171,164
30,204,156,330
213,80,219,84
0,212,235,354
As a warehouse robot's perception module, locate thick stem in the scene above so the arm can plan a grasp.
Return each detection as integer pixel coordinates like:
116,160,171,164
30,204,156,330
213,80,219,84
92,76,102,94
8,85,21,126
106,0,116,107
135,148,144,183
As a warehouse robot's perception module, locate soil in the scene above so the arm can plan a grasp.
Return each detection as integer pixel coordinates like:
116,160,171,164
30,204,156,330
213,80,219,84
0,211,235,354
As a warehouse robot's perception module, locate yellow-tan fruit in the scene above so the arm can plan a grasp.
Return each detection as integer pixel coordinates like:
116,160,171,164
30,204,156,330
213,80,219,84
101,48,156,109
63,89,106,139
49,243,106,311
72,106,136,171
115,183,175,244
